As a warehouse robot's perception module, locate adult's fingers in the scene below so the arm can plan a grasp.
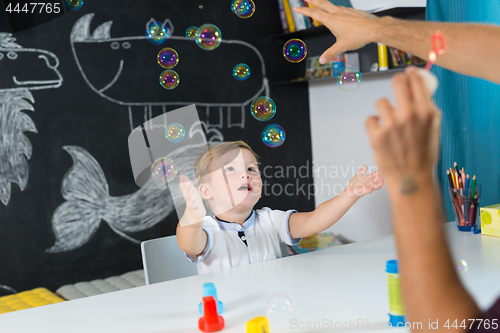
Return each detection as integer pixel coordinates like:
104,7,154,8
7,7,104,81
407,70,434,118
365,115,381,139
376,98,396,128
320,41,347,64
392,73,412,121
305,0,340,14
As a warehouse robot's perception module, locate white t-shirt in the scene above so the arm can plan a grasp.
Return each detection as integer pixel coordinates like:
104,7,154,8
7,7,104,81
185,207,301,274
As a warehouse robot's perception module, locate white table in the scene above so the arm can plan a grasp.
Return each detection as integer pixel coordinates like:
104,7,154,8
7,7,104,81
1,223,499,333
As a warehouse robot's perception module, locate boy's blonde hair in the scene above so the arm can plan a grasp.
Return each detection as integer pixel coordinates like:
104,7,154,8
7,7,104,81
194,141,259,182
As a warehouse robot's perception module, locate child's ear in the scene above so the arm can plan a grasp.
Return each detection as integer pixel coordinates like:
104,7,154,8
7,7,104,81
199,183,212,200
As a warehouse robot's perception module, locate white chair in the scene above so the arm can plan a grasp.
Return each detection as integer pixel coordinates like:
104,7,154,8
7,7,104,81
141,236,291,285
141,235,198,285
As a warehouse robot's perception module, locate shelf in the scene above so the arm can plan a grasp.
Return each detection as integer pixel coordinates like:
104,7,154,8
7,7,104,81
266,7,425,40
270,65,424,86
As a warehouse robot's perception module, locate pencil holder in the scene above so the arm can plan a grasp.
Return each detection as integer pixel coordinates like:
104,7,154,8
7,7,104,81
448,186,481,232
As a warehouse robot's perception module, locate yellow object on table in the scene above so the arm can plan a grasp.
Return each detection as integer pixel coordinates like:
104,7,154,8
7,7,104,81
0,288,65,314
247,316,269,333
480,203,500,237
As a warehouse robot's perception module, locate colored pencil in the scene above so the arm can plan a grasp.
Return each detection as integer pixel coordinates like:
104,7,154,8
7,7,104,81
451,169,457,188
447,170,454,189
452,197,465,226
469,203,474,227
465,174,469,191
470,175,477,198
461,168,465,189
454,162,459,174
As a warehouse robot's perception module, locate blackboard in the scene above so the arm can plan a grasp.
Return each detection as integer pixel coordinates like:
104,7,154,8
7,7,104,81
0,0,313,292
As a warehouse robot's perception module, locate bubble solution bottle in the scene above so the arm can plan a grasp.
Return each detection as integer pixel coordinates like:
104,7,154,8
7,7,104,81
386,260,406,327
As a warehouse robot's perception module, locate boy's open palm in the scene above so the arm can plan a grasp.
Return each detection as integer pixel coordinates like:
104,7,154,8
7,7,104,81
179,175,206,226
346,165,385,198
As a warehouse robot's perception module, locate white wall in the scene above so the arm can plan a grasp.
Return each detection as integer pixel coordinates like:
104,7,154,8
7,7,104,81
308,72,397,242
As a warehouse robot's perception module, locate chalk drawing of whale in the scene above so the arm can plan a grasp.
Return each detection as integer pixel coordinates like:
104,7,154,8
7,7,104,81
70,14,269,132
0,33,63,205
46,121,217,252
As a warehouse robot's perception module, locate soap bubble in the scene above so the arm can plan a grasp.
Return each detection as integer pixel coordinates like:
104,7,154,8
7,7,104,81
266,294,292,320
165,123,186,143
151,157,177,182
159,70,180,90
233,63,251,81
337,67,362,91
180,166,200,183
262,124,285,148
231,0,255,19
455,258,468,272
186,26,200,39
157,48,179,69
283,39,307,63
199,5,203,9
251,96,276,121
65,0,83,11
146,21,169,45
196,24,222,51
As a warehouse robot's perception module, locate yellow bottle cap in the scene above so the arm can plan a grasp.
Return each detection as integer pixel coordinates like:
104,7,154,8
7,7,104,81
247,316,270,333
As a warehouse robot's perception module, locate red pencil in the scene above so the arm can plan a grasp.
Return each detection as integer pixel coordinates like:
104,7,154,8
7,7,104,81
469,203,475,227
452,197,465,226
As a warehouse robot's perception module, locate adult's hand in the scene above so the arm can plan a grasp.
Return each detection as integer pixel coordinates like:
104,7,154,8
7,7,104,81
294,0,379,64
365,67,442,193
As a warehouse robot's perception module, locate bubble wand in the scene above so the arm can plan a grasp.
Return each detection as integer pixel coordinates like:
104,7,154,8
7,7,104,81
425,32,446,71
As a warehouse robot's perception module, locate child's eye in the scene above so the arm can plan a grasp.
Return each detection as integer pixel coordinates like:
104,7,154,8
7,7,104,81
225,166,235,172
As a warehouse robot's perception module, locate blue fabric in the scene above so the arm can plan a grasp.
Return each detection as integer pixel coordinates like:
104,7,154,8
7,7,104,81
427,0,500,220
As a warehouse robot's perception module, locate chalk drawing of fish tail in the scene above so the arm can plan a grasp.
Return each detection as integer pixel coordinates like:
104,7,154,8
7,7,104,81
0,89,37,206
46,146,175,253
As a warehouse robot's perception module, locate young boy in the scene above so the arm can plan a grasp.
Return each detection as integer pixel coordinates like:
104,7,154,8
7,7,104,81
176,141,384,274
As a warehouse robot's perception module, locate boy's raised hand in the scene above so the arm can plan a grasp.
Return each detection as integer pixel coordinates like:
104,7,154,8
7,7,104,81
179,175,206,226
346,165,384,198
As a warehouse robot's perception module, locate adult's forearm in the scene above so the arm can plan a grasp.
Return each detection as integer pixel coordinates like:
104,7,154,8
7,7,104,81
387,174,481,330
375,17,500,84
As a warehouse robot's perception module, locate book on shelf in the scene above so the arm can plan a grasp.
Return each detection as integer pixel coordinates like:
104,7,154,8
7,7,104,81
288,0,309,31
388,46,426,67
277,0,289,33
280,0,296,33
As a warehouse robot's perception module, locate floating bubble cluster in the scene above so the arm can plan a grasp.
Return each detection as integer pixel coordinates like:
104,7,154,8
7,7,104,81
337,67,362,91
231,0,255,19
233,63,251,81
186,26,201,39
157,48,179,69
159,70,180,90
146,21,169,45
165,123,186,143
151,157,177,182
251,96,276,121
262,124,285,148
283,39,307,63
196,24,222,51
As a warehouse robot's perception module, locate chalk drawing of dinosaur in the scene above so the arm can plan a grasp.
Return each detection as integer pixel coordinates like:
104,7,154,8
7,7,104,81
0,33,63,205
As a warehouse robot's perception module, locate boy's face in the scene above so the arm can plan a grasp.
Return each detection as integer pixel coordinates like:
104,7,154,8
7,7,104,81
199,148,262,215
